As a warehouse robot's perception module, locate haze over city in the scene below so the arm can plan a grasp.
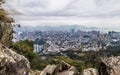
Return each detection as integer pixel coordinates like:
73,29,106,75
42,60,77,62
3,0,120,31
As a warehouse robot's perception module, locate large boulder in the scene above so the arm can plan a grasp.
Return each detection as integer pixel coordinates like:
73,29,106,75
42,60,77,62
0,43,31,75
56,61,79,75
39,61,79,75
81,68,99,75
40,65,57,75
99,56,120,75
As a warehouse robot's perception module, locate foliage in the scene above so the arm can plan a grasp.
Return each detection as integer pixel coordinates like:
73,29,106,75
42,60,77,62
52,55,87,71
12,39,34,52
11,40,50,70
102,45,120,56
11,40,36,69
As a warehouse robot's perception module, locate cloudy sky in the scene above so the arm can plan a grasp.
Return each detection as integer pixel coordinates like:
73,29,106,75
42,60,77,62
3,0,120,30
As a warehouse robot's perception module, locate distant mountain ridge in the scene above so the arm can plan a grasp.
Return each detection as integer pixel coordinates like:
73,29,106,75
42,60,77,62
14,25,105,32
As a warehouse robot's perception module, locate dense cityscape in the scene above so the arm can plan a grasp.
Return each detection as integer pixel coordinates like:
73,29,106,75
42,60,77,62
13,26,120,54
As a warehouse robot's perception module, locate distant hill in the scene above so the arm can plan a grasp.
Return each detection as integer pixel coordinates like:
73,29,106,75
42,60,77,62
14,25,106,32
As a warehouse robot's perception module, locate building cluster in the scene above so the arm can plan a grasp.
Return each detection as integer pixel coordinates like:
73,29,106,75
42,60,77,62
13,29,120,54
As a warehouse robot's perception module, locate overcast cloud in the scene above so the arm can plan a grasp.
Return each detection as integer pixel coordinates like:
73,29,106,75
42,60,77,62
3,0,120,30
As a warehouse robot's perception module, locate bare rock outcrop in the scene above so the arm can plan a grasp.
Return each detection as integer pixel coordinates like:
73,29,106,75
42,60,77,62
0,8,14,47
0,43,31,75
81,68,99,75
81,56,120,75
39,61,79,75
0,4,32,75
99,56,120,75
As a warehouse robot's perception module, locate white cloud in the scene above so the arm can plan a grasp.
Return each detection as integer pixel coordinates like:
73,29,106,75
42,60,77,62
3,0,120,30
